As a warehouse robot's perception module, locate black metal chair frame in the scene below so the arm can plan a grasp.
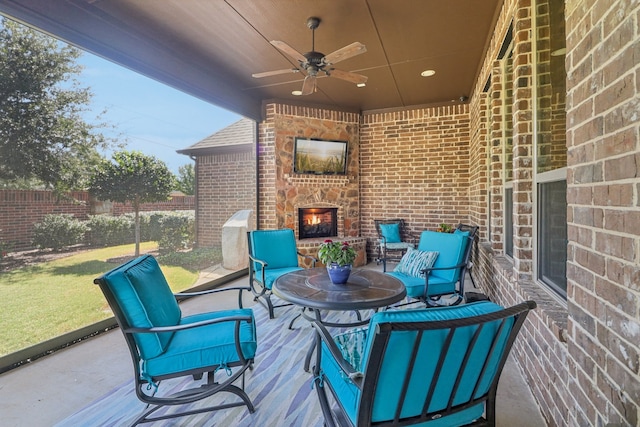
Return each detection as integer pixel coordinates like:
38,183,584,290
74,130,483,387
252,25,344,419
455,223,480,289
93,276,255,426
311,300,537,427
247,231,316,319
374,219,418,271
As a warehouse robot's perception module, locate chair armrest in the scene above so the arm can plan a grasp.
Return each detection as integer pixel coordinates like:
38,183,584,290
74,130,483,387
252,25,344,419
298,251,318,267
420,261,467,275
248,253,267,269
309,319,364,389
123,314,254,334
176,286,251,298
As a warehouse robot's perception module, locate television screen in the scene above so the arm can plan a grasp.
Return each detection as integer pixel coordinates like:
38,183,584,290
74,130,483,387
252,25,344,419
293,137,348,175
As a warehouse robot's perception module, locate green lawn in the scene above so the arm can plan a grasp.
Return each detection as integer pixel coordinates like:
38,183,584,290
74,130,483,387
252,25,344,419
0,243,198,356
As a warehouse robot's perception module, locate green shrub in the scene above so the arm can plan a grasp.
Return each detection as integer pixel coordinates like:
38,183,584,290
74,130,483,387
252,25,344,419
86,214,134,246
32,214,88,251
157,212,195,253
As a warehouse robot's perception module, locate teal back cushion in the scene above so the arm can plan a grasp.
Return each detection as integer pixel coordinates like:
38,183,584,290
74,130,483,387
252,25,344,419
417,230,468,283
379,223,401,243
102,255,181,359
250,229,299,271
363,302,512,422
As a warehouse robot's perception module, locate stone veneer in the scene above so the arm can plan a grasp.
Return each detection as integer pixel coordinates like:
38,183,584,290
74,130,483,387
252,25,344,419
258,103,365,265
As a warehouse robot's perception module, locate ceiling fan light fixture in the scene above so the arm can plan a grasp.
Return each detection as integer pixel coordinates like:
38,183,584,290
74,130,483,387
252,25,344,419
253,17,368,95
357,82,366,88
421,69,436,77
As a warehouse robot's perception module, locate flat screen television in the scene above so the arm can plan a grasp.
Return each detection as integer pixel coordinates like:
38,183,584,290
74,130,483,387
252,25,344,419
293,137,348,175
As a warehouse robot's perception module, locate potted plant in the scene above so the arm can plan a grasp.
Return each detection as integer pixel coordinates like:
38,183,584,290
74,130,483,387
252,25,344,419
436,223,453,233
318,239,357,284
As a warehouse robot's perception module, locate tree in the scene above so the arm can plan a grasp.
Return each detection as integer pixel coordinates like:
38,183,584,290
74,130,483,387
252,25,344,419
89,151,176,256
0,18,109,192
176,163,195,195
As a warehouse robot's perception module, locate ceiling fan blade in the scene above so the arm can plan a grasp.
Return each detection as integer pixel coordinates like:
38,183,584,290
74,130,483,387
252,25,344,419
322,42,366,65
252,69,298,78
270,40,307,63
327,68,368,85
301,75,316,95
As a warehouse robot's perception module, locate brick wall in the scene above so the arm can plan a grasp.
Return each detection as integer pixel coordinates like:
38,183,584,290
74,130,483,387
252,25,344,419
0,190,195,251
466,0,640,425
360,106,471,261
195,150,256,247
564,0,640,424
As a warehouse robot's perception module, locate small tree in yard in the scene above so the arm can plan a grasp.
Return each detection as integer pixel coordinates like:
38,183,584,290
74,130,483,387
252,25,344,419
176,163,195,195
89,151,175,256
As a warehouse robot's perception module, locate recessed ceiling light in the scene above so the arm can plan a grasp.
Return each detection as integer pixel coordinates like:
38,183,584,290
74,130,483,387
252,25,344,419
292,90,303,96
421,69,436,77
356,83,366,88
551,48,566,57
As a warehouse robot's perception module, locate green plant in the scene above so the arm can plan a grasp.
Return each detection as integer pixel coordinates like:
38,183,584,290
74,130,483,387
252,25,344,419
157,212,195,253
437,223,453,233
32,214,88,251
317,239,357,266
86,214,134,246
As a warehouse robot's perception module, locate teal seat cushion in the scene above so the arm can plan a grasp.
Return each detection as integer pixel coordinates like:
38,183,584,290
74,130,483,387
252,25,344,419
143,308,257,378
379,223,401,243
102,255,182,359
322,302,506,426
394,247,439,277
386,271,456,298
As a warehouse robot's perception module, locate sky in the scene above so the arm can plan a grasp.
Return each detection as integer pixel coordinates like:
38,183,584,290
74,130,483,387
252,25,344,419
76,52,243,173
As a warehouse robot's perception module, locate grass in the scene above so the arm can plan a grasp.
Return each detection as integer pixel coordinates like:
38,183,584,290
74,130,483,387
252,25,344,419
0,242,199,356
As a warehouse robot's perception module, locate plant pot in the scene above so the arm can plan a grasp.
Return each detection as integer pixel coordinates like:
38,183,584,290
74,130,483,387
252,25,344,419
326,263,352,284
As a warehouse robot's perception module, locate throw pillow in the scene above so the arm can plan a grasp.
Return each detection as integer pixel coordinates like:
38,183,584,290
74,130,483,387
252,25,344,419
379,223,401,243
394,247,439,278
333,327,368,372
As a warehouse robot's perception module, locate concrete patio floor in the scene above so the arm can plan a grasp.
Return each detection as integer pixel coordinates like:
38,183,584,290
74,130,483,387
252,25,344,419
0,263,547,426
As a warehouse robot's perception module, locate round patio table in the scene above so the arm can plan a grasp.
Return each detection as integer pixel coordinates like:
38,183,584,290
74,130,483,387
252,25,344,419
273,267,406,371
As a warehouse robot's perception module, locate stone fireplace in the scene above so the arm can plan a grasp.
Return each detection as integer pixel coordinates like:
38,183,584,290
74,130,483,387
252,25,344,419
258,103,366,266
298,207,338,239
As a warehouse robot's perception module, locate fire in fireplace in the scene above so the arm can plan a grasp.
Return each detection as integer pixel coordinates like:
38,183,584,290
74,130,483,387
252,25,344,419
298,207,338,239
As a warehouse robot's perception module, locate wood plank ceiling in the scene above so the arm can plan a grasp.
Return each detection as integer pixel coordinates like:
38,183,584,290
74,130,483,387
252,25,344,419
0,0,502,120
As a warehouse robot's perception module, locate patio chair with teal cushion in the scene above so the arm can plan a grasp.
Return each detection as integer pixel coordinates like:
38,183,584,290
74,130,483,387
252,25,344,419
94,254,257,426
386,229,473,306
374,219,418,271
311,300,537,427
248,228,316,318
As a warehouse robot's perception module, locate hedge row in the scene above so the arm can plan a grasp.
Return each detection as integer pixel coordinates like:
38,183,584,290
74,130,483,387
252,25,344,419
32,212,195,253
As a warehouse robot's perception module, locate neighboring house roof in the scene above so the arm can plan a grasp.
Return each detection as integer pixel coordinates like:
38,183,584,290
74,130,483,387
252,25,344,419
177,117,255,157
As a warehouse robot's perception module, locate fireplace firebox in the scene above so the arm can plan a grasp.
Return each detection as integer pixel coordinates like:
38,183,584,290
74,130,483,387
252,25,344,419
298,208,338,239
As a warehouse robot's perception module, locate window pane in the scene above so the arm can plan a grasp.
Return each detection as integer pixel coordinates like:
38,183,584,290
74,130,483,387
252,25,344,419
505,187,513,257
538,180,567,297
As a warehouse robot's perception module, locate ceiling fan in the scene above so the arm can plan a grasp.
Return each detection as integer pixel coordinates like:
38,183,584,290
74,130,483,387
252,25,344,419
252,17,368,95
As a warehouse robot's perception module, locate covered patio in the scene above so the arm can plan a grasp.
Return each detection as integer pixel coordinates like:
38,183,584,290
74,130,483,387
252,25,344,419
0,0,638,426
0,264,546,426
